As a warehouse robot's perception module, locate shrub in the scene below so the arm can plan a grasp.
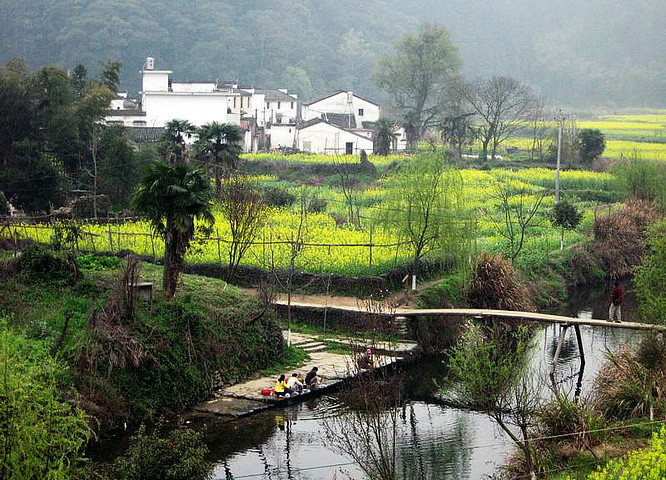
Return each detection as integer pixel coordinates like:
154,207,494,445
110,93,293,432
581,426,666,480
538,396,605,450
104,425,212,480
634,219,666,324
13,244,81,283
0,319,92,480
307,197,327,213
467,252,534,311
593,200,661,278
578,129,605,165
263,186,296,207
417,271,466,308
613,154,666,209
593,335,666,420
78,254,122,270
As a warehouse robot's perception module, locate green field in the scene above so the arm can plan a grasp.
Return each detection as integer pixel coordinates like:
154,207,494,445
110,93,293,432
507,110,666,161
13,112,661,277
10,167,620,276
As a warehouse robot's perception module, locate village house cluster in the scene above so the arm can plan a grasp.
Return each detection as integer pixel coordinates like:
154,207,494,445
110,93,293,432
105,57,407,154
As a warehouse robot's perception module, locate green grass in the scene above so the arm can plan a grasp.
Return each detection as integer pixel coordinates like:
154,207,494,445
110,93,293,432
259,346,310,377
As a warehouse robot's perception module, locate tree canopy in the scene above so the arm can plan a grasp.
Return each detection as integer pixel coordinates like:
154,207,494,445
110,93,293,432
374,24,462,147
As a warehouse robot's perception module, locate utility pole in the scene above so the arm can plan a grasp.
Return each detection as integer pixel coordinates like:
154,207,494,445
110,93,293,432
555,109,563,203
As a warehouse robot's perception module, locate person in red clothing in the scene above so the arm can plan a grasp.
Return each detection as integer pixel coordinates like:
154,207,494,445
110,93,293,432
609,281,623,322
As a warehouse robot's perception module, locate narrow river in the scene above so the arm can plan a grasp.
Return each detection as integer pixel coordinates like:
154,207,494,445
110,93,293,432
93,283,644,479
191,284,642,480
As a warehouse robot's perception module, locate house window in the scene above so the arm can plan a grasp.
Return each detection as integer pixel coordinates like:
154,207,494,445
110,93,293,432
291,102,294,109
266,102,270,109
133,120,147,126
277,101,281,109
234,97,237,109
289,128,292,133
358,108,364,116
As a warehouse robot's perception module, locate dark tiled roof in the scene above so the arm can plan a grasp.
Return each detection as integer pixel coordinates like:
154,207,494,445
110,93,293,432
296,118,371,141
296,118,324,130
106,109,146,117
257,89,297,102
123,127,165,143
323,112,356,129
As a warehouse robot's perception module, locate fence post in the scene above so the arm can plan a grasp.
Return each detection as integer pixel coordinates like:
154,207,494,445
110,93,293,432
108,224,113,252
369,225,373,269
216,228,222,264
150,233,156,261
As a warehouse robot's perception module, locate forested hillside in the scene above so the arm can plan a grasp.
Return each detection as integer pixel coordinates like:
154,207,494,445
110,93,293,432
1,0,665,107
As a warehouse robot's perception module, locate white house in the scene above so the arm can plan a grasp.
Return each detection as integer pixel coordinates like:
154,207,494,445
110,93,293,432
105,93,146,127
139,58,241,129
295,118,374,154
302,91,380,128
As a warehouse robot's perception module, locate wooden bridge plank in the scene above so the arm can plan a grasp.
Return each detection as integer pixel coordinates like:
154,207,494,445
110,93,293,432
272,300,666,332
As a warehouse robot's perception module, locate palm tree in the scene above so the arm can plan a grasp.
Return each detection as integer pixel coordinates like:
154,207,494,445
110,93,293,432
161,119,195,164
133,160,214,298
373,118,395,156
195,122,243,197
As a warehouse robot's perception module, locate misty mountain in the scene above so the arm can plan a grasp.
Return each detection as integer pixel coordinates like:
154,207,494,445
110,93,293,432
1,0,664,107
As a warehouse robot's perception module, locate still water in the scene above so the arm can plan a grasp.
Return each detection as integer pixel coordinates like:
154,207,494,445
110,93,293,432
197,287,643,480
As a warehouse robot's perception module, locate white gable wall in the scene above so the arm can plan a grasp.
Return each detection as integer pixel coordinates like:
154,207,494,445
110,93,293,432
297,122,373,154
302,91,380,126
267,124,296,149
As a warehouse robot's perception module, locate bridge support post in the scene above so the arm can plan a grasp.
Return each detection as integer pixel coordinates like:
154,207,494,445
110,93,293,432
549,324,569,395
573,324,585,367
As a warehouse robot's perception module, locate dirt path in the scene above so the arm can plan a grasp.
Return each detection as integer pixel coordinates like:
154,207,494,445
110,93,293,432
244,276,444,310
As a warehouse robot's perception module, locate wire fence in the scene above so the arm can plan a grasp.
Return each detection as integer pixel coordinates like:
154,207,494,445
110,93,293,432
0,217,422,275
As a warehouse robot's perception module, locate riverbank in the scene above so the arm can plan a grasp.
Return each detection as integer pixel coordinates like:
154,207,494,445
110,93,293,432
193,331,421,417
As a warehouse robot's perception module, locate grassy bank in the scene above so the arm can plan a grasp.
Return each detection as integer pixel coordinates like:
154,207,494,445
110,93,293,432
0,249,285,429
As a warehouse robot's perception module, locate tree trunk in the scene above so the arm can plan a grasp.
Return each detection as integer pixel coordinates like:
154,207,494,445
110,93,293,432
481,138,490,161
163,225,180,299
215,169,221,198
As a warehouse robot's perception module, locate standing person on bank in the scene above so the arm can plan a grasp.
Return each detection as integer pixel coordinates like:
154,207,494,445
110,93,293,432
609,281,623,323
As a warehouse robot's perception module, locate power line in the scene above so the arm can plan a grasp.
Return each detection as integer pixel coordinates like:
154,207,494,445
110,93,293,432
220,419,666,479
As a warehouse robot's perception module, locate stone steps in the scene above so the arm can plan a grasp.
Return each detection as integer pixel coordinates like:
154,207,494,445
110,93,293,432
291,338,327,353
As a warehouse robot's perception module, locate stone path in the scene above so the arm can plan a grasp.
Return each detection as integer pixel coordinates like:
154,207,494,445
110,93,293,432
192,331,420,417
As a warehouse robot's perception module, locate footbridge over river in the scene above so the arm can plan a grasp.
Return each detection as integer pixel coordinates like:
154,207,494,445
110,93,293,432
274,300,665,394
274,300,666,332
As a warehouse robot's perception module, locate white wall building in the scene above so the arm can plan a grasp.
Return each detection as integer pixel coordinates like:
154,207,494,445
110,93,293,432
138,58,240,129
105,93,147,127
296,118,374,154
302,91,380,128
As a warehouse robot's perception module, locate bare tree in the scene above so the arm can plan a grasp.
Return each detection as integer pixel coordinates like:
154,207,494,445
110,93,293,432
486,181,545,263
324,301,402,480
270,189,309,346
465,76,534,161
218,175,268,282
528,96,551,162
438,77,477,161
333,155,361,228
